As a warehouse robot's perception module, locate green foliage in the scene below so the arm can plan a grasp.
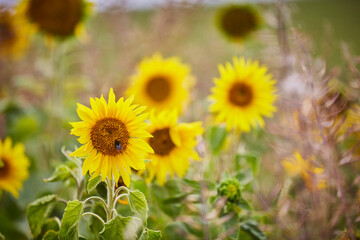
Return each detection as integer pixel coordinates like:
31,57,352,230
128,190,149,225
0,232,4,240
234,154,260,177
89,202,107,236
163,222,188,240
139,228,162,240
43,230,59,240
208,125,227,155
59,200,84,240
44,165,72,183
87,175,102,193
8,114,39,141
239,220,266,240
27,194,57,238
99,216,143,240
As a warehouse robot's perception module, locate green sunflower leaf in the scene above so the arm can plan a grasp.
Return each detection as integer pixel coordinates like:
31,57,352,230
128,190,148,225
27,194,57,238
87,175,102,193
99,216,143,240
43,230,59,240
59,200,84,240
44,165,72,183
208,125,227,155
239,220,266,240
139,228,162,240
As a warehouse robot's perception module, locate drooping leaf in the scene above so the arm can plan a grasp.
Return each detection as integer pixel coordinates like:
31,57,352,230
240,220,266,240
44,165,72,183
0,232,4,240
139,228,162,240
59,200,84,240
27,194,57,238
87,175,102,193
128,190,148,225
208,125,227,155
43,230,59,240
99,216,142,240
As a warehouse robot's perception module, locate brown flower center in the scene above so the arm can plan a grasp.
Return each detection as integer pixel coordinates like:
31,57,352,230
149,128,175,156
146,76,171,102
220,7,258,38
0,21,15,45
90,118,129,156
27,0,83,37
228,82,253,107
0,158,10,178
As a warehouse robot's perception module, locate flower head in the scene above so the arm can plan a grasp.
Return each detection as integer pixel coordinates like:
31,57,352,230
145,110,203,185
0,137,30,197
209,57,277,132
282,151,326,190
70,88,153,186
0,7,32,59
217,5,260,42
126,54,194,113
18,0,91,39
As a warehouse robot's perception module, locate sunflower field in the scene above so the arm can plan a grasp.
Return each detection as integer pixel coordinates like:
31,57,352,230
1,0,360,239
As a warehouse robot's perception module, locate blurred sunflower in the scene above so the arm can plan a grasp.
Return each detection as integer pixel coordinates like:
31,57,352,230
209,57,277,132
0,137,30,198
126,54,194,113
282,151,326,191
216,5,260,42
17,0,91,39
145,110,203,185
70,88,153,186
0,7,32,59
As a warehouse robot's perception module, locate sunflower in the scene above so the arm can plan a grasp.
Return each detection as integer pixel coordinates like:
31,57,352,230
0,7,32,59
282,151,326,191
145,110,203,185
0,137,30,197
69,88,154,186
216,5,261,42
209,57,277,132
126,54,194,113
17,0,91,39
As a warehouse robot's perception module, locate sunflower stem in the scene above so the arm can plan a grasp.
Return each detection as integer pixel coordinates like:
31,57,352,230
114,186,129,198
115,193,129,204
105,177,116,221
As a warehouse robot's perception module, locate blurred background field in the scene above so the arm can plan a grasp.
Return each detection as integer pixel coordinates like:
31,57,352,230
1,0,360,239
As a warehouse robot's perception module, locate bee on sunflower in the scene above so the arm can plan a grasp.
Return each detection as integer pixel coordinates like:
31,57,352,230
145,109,203,185
0,137,30,197
126,54,194,113
69,88,153,186
0,7,32,59
17,0,92,40
209,57,277,132
216,5,261,42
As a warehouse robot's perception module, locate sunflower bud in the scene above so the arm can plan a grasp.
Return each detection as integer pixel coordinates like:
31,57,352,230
217,178,242,204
